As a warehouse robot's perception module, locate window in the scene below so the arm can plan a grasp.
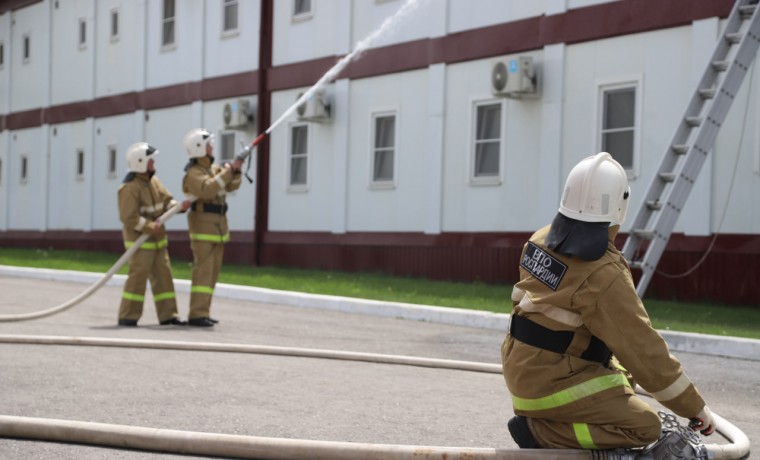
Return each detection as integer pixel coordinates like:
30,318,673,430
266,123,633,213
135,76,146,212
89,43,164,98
110,9,119,41
162,0,176,47
108,145,118,177
78,18,86,49
222,0,239,34
23,35,30,63
20,155,28,183
76,149,85,180
0,158,3,185
371,113,396,185
0,42,4,69
289,124,308,188
292,0,312,21
219,132,235,161
472,101,502,181
597,81,640,174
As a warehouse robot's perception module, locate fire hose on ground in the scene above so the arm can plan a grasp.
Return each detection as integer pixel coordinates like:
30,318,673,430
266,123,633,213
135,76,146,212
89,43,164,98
0,200,187,323
0,334,751,460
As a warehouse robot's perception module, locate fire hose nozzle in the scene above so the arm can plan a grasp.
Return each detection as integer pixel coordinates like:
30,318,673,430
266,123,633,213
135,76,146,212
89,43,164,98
235,133,267,162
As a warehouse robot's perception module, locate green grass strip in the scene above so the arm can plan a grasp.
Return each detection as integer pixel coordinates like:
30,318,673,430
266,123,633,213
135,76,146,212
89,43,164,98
0,247,758,340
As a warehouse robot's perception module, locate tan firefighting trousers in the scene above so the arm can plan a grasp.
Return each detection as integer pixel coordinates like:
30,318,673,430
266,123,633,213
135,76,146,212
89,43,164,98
188,239,225,320
524,392,662,449
118,245,180,323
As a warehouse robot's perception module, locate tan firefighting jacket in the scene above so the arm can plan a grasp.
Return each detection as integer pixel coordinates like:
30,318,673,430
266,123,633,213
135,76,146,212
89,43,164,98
503,224,706,420
118,173,177,249
182,156,242,244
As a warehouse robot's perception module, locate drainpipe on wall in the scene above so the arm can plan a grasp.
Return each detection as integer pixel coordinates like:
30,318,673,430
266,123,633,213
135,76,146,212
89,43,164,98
254,0,272,266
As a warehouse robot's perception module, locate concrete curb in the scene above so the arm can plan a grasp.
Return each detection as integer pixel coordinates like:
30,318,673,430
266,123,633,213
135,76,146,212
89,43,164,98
1,265,758,362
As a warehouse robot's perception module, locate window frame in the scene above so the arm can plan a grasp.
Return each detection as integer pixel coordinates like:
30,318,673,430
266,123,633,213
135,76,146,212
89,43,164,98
22,34,30,63
369,109,398,189
287,122,309,192
78,17,87,50
161,0,177,50
75,149,85,181
218,131,236,162
107,145,118,178
221,0,240,37
594,76,643,179
292,0,313,22
469,98,505,186
20,154,29,184
110,8,120,42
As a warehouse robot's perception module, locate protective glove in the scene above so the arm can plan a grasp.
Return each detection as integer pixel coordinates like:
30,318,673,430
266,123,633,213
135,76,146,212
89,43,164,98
149,221,166,240
689,406,715,436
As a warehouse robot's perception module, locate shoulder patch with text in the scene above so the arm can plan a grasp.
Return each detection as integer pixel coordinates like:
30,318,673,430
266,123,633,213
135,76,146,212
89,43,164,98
520,242,567,291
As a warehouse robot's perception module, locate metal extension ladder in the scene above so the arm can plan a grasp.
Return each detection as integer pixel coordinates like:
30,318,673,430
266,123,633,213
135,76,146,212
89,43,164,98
622,0,760,297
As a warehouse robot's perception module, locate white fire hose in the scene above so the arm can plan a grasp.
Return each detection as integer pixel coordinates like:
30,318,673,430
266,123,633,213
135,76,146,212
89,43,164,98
0,334,750,460
0,201,185,323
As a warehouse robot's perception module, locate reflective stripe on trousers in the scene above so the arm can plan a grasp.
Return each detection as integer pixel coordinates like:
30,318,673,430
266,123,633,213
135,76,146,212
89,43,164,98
511,374,630,411
190,233,230,244
122,291,176,302
573,423,597,449
124,237,169,250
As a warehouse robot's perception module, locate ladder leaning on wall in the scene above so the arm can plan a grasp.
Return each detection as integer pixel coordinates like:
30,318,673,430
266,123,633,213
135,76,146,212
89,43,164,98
622,0,760,297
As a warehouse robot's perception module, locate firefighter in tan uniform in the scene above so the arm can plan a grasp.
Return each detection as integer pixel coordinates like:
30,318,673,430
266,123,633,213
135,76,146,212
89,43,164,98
181,128,243,327
502,153,715,456
118,142,191,326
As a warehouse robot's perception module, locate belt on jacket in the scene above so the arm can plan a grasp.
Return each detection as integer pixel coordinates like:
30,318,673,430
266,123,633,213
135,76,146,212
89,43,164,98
193,202,228,215
509,314,612,365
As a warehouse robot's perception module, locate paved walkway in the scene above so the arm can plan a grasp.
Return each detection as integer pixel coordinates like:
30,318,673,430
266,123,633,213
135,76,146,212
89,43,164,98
0,268,758,459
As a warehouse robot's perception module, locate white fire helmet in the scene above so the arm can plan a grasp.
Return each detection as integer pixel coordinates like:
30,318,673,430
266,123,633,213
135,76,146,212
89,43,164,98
125,142,158,173
183,128,214,158
558,152,630,225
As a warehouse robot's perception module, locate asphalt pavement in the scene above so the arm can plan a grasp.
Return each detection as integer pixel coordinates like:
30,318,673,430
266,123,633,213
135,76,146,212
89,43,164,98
0,268,758,460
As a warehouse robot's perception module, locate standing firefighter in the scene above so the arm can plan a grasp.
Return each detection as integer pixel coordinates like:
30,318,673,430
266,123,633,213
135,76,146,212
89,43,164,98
182,128,243,327
502,153,714,457
118,142,190,327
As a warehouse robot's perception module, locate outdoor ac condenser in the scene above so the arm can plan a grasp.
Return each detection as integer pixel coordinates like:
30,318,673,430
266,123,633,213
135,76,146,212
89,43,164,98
296,90,331,122
491,56,537,98
223,99,254,129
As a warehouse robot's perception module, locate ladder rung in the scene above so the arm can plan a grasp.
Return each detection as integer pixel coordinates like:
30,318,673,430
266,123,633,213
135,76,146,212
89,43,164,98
659,172,676,182
740,5,756,19
685,116,702,127
632,229,655,240
725,32,743,44
699,88,715,99
671,144,689,154
646,200,662,210
712,60,729,71
629,260,644,270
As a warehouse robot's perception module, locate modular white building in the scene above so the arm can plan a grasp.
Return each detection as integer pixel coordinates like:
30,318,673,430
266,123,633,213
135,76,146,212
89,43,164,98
1,0,758,305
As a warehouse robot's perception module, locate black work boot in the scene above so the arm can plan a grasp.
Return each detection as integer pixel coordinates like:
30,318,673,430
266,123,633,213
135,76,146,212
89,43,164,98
160,317,187,326
188,317,215,327
118,319,138,327
508,416,540,449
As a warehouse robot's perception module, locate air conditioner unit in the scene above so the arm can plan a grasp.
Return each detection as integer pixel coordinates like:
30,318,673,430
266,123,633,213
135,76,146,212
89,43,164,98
491,56,537,98
223,99,254,129
296,90,331,122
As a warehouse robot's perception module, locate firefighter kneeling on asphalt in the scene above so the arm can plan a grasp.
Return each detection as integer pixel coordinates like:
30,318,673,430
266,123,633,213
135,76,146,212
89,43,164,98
181,128,243,328
117,142,191,327
502,152,714,457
